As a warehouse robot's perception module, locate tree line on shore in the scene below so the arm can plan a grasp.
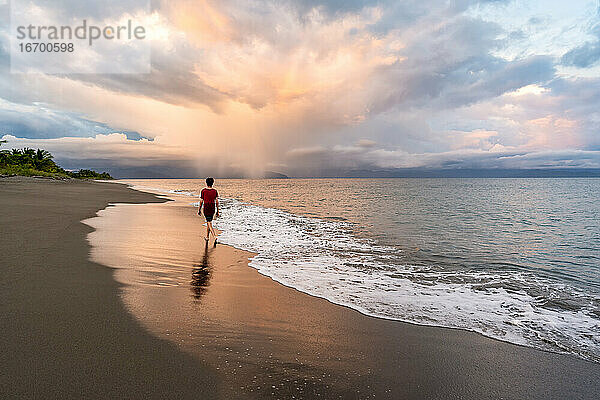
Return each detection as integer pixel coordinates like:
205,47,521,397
0,140,112,179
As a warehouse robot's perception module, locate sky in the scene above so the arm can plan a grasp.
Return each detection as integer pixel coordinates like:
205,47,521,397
1,0,600,177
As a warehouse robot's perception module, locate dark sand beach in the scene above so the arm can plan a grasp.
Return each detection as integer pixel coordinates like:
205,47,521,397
0,177,218,398
1,177,599,399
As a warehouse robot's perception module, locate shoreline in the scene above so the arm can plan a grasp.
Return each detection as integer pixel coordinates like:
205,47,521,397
0,177,219,398
2,176,599,399
87,180,600,399
121,180,599,365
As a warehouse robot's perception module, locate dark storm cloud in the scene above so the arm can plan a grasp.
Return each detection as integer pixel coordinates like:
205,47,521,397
0,0,536,114
0,23,227,112
72,44,230,111
369,16,555,114
441,55,555,107
2,0,520,112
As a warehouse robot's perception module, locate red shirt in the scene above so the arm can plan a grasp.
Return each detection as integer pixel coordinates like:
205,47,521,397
201,188,218,204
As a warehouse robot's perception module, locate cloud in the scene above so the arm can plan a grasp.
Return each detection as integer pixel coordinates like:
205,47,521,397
0,132,275,178
355,139,376,148
283,142,600,175
4,0,540,114
1,133,205,177
4,128,600,177
561,7,600,68
1,133,182,164
561,32,600,69
1,0,599,177
367,19,555,114
562,42,600,68
21,0,153,20
0,98,146,140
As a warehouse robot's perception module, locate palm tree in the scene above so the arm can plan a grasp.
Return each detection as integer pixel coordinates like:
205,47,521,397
33,149,55,170
9,149,25,166
0,141,8,165
21,148,36,167
7,148,33,167
10,149,23,161
22,148,36,157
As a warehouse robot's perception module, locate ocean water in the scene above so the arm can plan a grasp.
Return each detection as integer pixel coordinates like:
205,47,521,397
120,178,600,363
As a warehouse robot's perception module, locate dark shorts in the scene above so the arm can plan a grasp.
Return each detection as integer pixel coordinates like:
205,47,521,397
204,204,215,222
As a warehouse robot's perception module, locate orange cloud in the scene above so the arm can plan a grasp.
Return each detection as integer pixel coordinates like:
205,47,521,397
165,0,236,45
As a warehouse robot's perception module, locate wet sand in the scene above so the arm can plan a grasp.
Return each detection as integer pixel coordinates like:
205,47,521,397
86,184,600,399
0,177,218,398
1,177,599,399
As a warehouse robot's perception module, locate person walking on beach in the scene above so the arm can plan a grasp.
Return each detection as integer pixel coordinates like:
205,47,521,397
199,177,219,243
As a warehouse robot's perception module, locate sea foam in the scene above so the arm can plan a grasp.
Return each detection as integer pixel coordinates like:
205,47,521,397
128,183,600,363
213,198,600,363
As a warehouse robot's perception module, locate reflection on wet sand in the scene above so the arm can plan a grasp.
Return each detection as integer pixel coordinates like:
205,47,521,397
83,186,600,400
191,241,213,300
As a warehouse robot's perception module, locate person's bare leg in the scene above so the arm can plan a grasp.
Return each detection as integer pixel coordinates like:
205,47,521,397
207,221,218,239
205,222,210,241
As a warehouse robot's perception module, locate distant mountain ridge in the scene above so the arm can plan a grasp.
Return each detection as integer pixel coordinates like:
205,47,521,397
263,171,289,179
53,160,600,179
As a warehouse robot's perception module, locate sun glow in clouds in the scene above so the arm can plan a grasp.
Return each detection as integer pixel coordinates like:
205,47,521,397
1,0,599,176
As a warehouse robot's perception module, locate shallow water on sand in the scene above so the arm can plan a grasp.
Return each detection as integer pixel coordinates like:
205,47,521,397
112,178,600,363
84,198,395,398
